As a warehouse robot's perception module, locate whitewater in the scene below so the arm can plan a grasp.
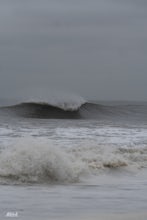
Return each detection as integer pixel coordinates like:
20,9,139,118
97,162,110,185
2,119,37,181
0,98,147,219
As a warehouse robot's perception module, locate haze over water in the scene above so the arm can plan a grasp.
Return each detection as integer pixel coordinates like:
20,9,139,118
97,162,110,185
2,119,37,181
0,0,147,101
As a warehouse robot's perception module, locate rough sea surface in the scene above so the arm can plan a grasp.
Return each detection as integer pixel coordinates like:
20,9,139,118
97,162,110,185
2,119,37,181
0,100,147,219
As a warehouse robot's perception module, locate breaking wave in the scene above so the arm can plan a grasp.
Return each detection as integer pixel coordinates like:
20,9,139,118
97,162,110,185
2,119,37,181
0,138,85,184
0,100,147,120
0,138,147,184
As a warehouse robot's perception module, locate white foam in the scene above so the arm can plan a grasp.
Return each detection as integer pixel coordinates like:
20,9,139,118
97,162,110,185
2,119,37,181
56,127,147,146
0,138,86,184
0,136,147,184
23,92,86,111
0,127,13,136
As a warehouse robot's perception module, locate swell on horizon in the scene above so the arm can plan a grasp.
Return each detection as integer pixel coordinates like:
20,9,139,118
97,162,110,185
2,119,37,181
0,100,147,120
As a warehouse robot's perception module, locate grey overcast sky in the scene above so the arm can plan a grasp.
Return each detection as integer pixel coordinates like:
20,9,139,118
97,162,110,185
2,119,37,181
0,0,147,101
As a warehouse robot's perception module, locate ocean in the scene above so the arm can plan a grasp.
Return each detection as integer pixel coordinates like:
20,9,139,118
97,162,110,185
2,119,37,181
0,99,147,219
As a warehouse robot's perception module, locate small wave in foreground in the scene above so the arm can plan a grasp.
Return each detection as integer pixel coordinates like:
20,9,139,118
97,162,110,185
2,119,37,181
0,138,147,184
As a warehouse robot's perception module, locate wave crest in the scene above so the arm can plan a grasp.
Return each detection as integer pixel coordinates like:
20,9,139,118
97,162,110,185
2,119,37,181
1,100,147,120
0,138,85,184
0,138,147,184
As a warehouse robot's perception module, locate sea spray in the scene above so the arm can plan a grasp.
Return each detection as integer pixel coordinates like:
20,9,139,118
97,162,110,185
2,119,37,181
0,137,86,184
0,137,147,184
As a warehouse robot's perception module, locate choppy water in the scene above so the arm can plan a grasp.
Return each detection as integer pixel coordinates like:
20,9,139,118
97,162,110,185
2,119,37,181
0,102,147,219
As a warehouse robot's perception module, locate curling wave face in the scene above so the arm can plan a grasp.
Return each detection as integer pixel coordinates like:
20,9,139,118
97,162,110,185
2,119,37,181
0,101,147,120
0,138,147,184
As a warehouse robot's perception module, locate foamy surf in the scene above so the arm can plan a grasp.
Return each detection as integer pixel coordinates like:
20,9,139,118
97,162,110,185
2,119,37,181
0,137,147,184
0,138,86,184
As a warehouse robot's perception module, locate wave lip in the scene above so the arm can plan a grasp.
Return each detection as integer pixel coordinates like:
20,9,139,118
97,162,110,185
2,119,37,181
2,102,83,119
0,100,147,119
